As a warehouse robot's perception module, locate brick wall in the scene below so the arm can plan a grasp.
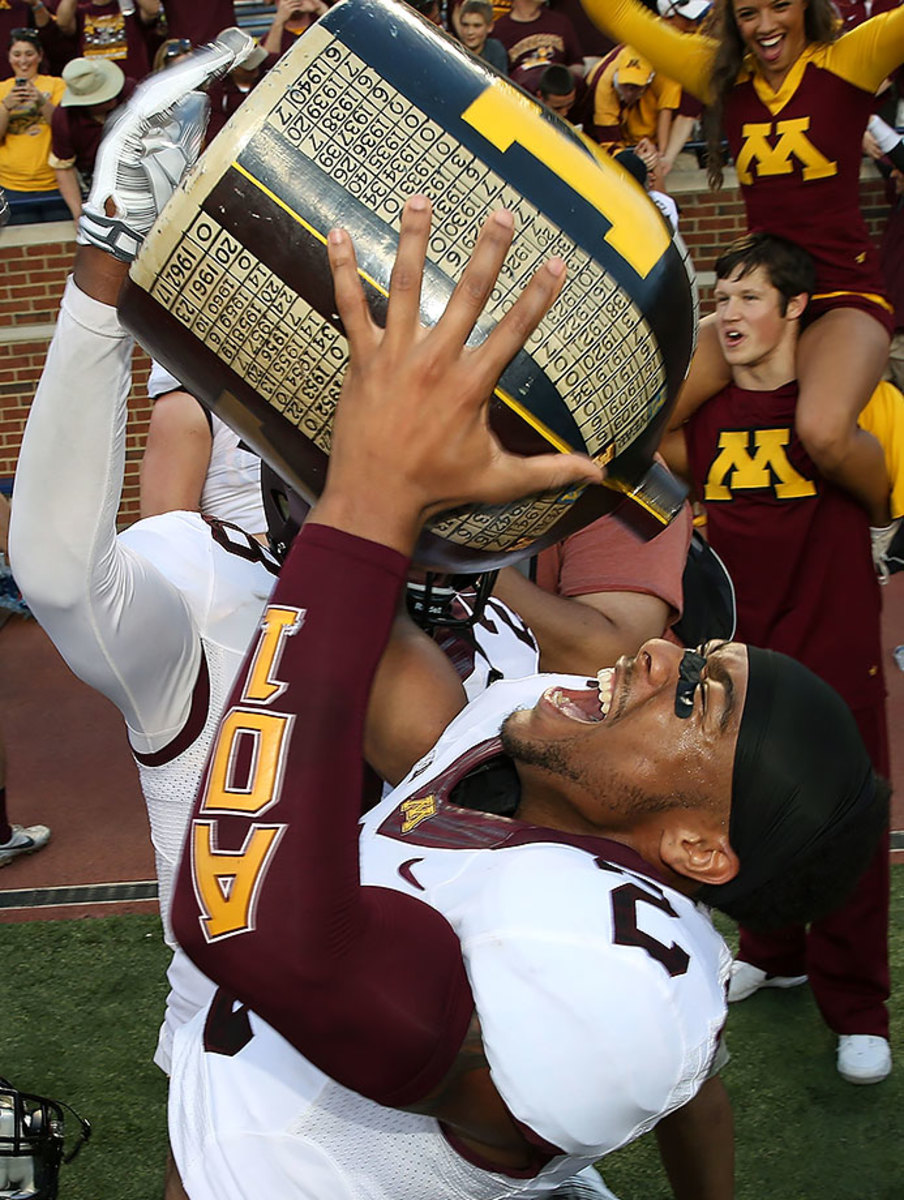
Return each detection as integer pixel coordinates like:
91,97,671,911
0,162,893,527
0,222,152,526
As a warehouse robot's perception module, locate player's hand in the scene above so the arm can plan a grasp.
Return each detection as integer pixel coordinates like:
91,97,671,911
77,27,254,262
313,195,603,555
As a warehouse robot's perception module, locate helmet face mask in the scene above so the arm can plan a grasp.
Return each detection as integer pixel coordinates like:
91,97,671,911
405,571,499,632
260,462,311,563
0,1079,90,1200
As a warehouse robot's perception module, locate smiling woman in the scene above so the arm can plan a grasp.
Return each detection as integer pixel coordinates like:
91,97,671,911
0,30,66,218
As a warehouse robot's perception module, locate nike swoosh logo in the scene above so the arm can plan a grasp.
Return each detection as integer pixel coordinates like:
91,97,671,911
398,858,426,891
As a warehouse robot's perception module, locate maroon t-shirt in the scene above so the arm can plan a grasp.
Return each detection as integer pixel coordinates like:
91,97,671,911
684,381,884,711
493,9,582,92
72,1,154,81
159,0,236,44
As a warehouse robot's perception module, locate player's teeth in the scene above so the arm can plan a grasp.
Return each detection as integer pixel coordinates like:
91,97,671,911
596,668,613,718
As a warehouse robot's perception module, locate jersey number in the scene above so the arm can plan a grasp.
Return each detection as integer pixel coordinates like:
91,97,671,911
611,882,691,978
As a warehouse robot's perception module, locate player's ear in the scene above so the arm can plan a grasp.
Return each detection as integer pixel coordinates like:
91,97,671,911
786,291,808,321
659,824,739,887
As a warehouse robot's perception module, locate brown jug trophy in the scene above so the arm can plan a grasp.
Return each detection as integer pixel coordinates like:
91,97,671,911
118,0,697,569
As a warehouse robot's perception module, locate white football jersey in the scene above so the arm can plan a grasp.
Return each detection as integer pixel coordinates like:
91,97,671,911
171,675,730,1199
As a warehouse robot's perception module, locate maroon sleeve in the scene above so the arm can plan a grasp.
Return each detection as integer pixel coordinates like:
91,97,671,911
50,106,73,161
172,524,474,1107
678,89,703,119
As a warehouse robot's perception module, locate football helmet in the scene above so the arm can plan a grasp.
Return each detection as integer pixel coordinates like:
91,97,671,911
405,571,499,632
260,462,311,563
0,1078,90,1199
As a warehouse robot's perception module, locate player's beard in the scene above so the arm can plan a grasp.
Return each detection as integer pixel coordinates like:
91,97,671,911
500,717,689,822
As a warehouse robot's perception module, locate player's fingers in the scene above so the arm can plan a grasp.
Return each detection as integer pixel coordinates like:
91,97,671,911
328,226,376,352
384,195,432,349
474,256,567,386
433,209,515,351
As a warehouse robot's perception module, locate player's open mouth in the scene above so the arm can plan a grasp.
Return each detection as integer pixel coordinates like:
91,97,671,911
723,329,744,348
541,669,614,723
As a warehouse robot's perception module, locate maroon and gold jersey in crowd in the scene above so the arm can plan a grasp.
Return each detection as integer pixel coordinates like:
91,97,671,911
684,381,884,711
724,47,888,298
581,0,904,299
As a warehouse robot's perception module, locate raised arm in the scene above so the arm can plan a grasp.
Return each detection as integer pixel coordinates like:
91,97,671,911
9,251,202,748
827,6,904,95
580,0,715,100
9,31,259,751
171,198,601,1105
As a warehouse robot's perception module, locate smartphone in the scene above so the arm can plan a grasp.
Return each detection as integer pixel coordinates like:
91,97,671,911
15,78,28,85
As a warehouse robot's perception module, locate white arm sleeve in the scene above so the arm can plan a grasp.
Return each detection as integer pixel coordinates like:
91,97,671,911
9,277,201,748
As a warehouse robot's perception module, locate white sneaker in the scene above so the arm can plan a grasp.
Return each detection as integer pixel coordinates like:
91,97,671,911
837,1035,892,1085
0,824,51,867
549,1166,619,1199
728,960,808,1003
869,517,902,583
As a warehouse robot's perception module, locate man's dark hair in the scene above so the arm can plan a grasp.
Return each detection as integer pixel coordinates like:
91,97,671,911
702,775,889,931
715,232,816,315
537,64,576,98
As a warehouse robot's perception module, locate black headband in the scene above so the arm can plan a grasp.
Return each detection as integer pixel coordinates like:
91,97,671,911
702,647,876,908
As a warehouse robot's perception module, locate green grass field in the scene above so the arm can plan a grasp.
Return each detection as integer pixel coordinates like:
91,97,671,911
1,869,901,1199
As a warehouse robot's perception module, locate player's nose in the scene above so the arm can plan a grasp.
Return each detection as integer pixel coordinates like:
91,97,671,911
636,637,684,689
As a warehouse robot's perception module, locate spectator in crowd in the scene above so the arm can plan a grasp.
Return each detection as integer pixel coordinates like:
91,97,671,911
536,61,579,118
833,0,898,31
0,0,44,80
586,45,678,189
551,0,616,63
456,0,508,73
152,36,192,72
52,0,161,82
204,41,276,144
262,0,328,58
0,28,67,222
49,55,133,220
493,0,583,93
139,361,267,539
654,0,710,179
407,0,444,26
663,231,893,1086
868,115,904,394
152,0,236,46
0,494,51,869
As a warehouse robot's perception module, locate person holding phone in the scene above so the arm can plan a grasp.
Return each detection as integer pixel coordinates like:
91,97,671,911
0,27,66,221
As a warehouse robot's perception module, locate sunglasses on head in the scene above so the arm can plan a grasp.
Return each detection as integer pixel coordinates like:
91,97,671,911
164,38,193,59
10,28,41,45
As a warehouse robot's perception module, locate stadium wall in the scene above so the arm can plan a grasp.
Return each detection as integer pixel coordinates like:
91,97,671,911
0,167,892,527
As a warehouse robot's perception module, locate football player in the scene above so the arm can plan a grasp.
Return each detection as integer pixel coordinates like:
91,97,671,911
165,198,888,1199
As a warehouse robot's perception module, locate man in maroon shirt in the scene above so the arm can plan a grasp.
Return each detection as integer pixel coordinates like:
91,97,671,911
53,0,160,80
665,231,892,1086
49,54,134,218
